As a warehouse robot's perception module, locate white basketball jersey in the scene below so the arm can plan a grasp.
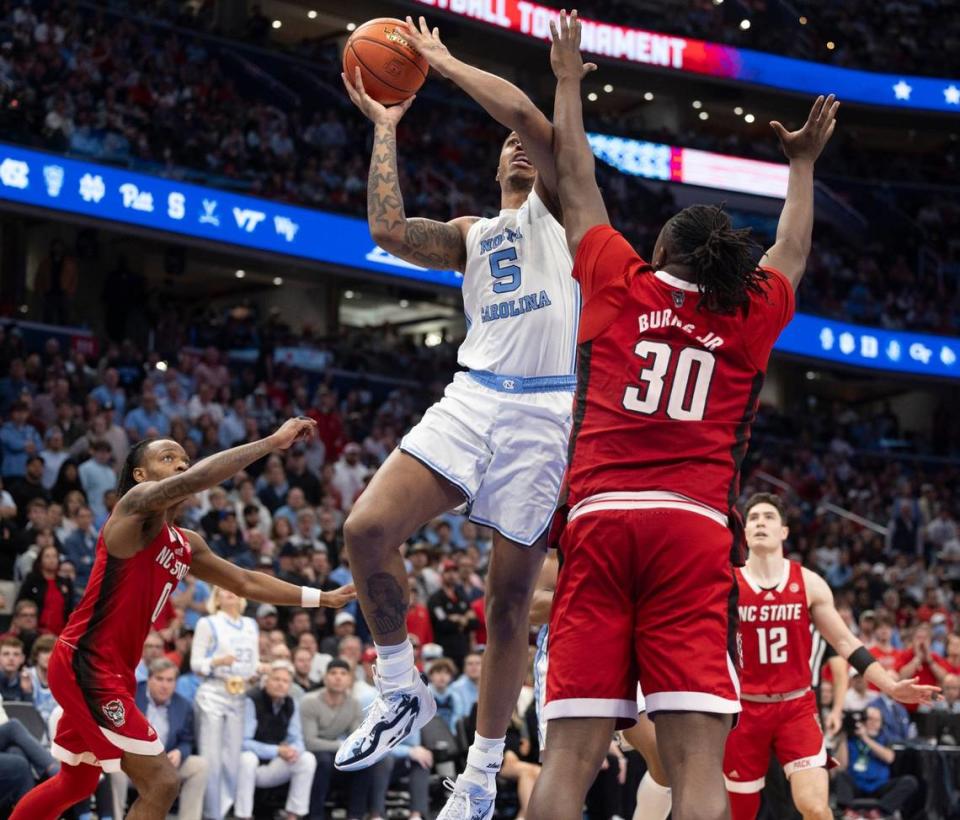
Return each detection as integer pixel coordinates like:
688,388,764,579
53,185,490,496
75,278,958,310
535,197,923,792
457,189,578,378
208,612,259,680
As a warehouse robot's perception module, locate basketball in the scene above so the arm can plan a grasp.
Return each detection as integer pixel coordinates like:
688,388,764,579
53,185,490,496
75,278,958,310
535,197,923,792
343,18,428,105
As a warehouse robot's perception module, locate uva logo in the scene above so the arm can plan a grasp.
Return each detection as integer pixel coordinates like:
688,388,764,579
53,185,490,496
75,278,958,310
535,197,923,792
102,699,126,727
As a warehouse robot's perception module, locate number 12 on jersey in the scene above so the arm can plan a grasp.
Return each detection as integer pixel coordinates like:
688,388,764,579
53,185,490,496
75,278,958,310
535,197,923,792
757,626,788,664
622,341,716,421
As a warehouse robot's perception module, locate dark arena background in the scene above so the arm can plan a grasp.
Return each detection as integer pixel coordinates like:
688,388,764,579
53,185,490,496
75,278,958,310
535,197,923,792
0,1,958,818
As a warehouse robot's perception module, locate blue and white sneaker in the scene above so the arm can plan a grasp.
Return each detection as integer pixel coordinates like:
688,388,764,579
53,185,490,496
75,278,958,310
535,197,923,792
436,776,497,820
334,665,435,771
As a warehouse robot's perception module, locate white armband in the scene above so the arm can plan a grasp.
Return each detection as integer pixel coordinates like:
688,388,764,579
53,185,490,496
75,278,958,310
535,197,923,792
301,586,322,608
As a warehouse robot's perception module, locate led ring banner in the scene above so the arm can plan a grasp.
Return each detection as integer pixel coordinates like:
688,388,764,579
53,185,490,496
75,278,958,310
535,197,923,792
0,142,956,379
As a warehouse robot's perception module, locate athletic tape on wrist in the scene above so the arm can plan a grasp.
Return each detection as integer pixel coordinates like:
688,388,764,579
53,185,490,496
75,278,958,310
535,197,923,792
301,586,321,608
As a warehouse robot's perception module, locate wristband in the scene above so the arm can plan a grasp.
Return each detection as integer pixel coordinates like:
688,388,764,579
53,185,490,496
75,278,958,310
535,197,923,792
301,587,322,608
848,646,876,676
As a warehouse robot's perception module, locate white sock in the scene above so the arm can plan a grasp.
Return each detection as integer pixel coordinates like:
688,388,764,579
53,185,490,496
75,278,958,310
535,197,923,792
373,640,415,687
461,734,505,790
633,771,672,820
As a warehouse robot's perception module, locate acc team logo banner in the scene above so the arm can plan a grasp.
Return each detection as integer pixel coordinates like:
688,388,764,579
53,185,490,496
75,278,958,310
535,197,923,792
412,0,960,114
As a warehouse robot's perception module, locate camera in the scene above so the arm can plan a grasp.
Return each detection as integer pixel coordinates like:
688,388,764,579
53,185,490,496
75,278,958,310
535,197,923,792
842,710,865,735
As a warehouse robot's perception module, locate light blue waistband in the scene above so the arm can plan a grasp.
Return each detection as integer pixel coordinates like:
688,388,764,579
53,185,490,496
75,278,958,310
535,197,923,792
467,369,576,394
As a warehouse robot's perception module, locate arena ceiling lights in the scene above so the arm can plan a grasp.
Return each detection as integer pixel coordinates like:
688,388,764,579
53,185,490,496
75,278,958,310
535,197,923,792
411,0,960,114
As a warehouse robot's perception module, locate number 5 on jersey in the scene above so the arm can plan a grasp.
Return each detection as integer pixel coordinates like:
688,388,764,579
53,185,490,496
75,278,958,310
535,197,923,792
622,341,716,421
489,247,521,293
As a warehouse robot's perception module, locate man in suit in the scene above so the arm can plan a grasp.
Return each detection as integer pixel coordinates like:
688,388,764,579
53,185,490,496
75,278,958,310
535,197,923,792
110,658,208,819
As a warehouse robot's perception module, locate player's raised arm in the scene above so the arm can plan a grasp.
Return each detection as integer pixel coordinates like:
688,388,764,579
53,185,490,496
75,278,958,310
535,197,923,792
342,68,475,272
403,16,561,217
549,11,607,257
760,94,839,290
116,417,314,519
185,530,356,609
804,567,939,705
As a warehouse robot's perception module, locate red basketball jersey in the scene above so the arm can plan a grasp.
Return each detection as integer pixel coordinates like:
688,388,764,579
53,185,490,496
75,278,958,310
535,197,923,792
736,560,813,695
565,225,794,558
59,522,192,690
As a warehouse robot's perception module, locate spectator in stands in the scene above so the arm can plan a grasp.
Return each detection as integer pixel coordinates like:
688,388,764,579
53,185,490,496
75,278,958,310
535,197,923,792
408,541,439,601
450,651,482,716
301,658,372,820
124,389,170,439
406,580,433,649
291,647,318,701
321,612,355,656
135,632,166,684
428,559,477,672
0,700,58,779
62,505,97,592
0,360,32,415
187,382,224,425
920,673,960,714
258,455,290,514
896,622,950,710
390,729,434,820
236,661,316,820
77,440,115,521
111,657,208,820
844,671,873,711
428,657,467,734
887,499,922,557
0,637,28,700
25,633,56,724
330,442,365,511
275,487,309,529
89,368,125,416
50,460,83,506
9,456,49,523
193,586,259,820
286,447,321,505
0,600,41,657
210,509,247,560
834,706,918,818
1,401,42,481
15,543,73,635
39,427,68,490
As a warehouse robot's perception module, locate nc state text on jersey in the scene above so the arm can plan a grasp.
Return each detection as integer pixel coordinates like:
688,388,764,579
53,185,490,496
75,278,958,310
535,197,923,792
739,603,804,622
637,308,725,350
156,545,190,582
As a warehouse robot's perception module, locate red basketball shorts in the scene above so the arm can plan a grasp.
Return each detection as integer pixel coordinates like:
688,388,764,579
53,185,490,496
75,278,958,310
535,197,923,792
544,495,741,729
724,691,826,793
48,640,163,772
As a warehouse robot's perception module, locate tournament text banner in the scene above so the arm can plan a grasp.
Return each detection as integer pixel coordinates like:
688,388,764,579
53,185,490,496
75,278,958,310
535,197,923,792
412,0,960,114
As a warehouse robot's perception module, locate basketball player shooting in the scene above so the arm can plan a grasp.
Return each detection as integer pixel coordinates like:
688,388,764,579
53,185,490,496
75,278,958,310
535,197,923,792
337,17,581,819
530,11,843,820
11,418,355,820
724,493,937,820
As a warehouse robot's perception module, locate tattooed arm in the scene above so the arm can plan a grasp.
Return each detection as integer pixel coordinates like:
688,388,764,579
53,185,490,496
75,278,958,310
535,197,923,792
343,68,475,272
104,417,315,558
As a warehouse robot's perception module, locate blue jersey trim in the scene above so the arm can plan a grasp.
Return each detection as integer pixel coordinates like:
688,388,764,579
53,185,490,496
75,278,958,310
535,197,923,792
467,370,576,394
468,511,552,548
398,444,474,503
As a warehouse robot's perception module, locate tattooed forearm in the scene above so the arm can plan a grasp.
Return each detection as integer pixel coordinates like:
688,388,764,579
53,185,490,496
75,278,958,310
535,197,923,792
367,123,467,271
120,436,278,515
366,572,409,636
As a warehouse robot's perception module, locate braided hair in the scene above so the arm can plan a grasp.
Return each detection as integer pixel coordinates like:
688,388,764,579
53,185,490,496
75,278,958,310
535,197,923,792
665,204,768,315
117,439,155,498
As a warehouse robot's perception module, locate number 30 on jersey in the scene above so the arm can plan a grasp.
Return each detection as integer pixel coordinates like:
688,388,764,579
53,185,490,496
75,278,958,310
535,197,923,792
622,341,716,421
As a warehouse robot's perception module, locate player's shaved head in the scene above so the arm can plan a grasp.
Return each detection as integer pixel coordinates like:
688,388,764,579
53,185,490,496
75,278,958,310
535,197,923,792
117,438,188,496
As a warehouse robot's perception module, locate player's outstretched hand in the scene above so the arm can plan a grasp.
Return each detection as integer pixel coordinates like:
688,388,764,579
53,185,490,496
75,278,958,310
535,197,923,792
404,16,453,75
770,94,839,164
888,676,940,705
324,584,357,609
342,66,415,127
549,9,597,81
270,417,317,450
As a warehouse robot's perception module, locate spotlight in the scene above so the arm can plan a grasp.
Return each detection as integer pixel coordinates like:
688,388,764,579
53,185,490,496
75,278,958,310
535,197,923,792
699,111,709,120
739,19,751,30
734,106,743,115
587,92,598,101
744,113,756,123
235,269,245,279
272,19,282,29
603,84,614,93
273,276,283,286
643,91,654,101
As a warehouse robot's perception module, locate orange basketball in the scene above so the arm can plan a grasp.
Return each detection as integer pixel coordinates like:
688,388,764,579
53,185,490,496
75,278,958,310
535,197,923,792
343,18,428,106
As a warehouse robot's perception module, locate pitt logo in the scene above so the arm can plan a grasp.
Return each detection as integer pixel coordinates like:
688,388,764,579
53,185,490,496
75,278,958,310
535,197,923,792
102,699,126,727
156,546,189,581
